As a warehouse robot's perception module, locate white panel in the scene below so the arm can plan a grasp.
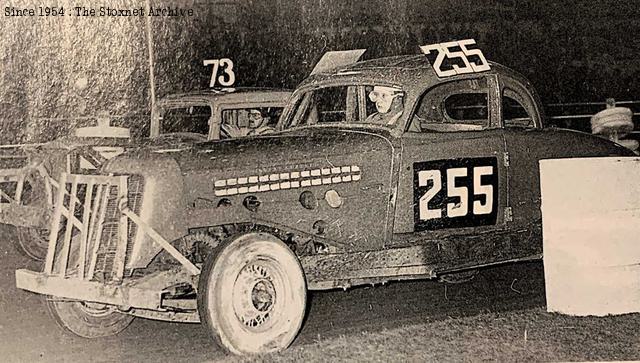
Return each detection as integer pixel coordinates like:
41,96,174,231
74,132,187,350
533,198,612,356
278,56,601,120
540,157,640,316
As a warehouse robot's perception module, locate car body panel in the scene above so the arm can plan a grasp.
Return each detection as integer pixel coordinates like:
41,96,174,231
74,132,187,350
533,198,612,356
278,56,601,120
143,127,395,253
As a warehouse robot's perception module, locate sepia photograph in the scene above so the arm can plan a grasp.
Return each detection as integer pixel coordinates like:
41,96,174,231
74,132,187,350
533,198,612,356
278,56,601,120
1,0,639,361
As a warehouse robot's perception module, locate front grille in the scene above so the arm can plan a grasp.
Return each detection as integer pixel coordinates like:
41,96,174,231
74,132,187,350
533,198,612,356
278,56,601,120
125,175,145,273
91,175,144,281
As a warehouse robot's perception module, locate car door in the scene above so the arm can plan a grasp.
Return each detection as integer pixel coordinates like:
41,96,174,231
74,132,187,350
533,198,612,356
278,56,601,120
499,76,546,239
392,75,511,268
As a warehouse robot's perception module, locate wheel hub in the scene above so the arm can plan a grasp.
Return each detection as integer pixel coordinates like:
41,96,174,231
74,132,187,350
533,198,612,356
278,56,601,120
234,262,277,329
77,301,113,317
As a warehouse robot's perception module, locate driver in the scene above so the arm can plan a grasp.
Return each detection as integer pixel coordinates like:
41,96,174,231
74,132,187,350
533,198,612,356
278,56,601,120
365,86,404,125
246,109,275,136
221,109,275,137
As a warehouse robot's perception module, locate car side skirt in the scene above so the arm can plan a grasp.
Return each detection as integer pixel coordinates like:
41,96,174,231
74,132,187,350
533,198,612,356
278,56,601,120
301,245,542,290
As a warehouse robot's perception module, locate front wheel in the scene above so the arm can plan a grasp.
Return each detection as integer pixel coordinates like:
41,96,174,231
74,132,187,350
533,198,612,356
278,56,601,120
197,232,307,355
46,299,134,338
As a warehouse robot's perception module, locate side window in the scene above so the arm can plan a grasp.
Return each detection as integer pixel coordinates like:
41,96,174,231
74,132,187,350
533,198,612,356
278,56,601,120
314,87,348,124
284,85,406,129
502,88,535,128
220,106,283,139
160,105,211,135
286,86,360,127
410,78,489,132
444,93,488,122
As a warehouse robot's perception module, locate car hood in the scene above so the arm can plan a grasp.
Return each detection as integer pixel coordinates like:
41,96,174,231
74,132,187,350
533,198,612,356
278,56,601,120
158,128,395,173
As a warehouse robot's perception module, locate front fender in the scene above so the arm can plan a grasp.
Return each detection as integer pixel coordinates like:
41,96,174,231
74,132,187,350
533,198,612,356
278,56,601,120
103,152,186,268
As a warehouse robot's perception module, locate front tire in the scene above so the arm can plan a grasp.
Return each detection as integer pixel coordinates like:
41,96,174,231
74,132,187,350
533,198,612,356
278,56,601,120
197,232,307,355
46,299,134,338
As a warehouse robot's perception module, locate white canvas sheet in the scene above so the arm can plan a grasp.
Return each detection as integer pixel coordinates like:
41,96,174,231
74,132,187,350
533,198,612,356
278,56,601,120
539,157,640,316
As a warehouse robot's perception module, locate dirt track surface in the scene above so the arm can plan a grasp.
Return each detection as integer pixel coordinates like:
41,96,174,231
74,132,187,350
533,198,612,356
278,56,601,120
1,224,547,362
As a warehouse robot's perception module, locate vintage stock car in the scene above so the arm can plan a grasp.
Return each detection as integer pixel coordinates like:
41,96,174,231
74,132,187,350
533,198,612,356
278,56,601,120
0,88,289,260
15,41,634,355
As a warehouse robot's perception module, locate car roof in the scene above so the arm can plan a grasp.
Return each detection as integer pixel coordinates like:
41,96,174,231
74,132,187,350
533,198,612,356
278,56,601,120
297,54,531,93
158,87,292,106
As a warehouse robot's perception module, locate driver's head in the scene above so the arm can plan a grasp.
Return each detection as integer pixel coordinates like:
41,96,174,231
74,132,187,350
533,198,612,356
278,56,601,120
369,86,404,113
248,109,266,128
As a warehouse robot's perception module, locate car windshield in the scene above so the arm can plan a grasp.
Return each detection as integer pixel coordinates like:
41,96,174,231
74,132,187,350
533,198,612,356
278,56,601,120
284,85,405,130
160,105,212,135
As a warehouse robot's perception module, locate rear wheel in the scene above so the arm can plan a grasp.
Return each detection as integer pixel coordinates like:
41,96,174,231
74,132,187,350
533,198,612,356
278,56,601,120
15,226,49,261
46,299,134,338
197,232,306,355
13,170,50,261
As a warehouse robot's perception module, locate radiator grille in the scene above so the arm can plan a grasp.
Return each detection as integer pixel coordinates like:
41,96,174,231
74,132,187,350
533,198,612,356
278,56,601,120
92,175,144,281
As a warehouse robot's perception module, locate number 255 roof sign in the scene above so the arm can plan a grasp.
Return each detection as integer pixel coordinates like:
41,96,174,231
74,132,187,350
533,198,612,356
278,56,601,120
420,39,491,78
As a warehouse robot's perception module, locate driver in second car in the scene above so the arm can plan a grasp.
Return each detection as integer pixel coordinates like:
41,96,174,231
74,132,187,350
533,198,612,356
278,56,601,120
222,109,275,137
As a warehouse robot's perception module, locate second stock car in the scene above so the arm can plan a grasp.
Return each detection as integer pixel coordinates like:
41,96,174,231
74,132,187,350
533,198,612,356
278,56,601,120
16,41,634,355
1,87,289,260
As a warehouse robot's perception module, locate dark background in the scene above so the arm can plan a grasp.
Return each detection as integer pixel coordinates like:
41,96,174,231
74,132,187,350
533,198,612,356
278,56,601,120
1,0,639,143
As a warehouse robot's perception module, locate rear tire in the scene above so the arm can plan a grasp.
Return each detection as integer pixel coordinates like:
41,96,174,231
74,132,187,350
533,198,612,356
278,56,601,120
46,298,134,338
13,169,50,261
197,232,306,355
15,226,49,261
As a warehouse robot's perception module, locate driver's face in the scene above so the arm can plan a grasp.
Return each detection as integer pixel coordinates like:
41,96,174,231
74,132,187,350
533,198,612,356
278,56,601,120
248,111,264,128
369,90,401,113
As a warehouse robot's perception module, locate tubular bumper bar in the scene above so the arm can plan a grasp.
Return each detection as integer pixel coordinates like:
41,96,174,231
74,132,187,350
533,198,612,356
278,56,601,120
15,269,163,310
